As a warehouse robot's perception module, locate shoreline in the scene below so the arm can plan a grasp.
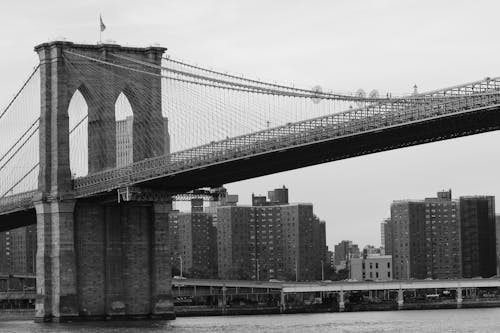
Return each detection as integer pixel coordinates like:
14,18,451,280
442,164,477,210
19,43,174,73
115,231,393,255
3,300,500,321
171,300,500,317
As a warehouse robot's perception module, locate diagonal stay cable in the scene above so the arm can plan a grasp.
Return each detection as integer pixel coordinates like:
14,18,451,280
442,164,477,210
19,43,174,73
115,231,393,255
1,111,88,198
0,163,38,198
0,65,40,123
69,115,88,135
0,117,39,167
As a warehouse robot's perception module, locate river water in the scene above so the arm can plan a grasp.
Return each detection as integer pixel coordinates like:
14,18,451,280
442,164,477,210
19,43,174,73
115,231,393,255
1,308,500,332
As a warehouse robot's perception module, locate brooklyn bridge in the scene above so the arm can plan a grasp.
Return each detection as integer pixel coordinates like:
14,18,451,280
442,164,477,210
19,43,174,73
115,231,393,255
0,41,499,322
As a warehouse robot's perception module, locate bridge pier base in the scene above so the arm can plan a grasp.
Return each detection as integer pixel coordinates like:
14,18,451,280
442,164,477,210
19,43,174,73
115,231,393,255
151,202,176,319
34,199,79,323
34,198,175,322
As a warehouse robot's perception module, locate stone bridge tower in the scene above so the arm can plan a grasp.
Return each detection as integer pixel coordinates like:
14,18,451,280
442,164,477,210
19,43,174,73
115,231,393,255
34,41,173,322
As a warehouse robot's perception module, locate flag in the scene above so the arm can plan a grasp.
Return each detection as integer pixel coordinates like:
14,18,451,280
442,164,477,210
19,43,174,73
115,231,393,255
100,15,106,32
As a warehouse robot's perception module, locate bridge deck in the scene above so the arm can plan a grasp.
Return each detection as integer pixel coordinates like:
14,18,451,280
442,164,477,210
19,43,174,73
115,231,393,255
73,91,500,197
1,78,500,217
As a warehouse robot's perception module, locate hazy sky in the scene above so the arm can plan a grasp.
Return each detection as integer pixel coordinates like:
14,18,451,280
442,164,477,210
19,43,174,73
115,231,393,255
1,0,500,249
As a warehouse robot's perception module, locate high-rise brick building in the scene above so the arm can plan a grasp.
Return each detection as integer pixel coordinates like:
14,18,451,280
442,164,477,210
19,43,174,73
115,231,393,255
215,187,326,281
312,216,328,279
381,218,392,255
422,190,461,279
496,215,500,275
216,206,253,279
168,206,217,279
168,209,181,273
250,205,284,280
460,196,496,278
0,233,7,273
177,212,217,278
281,203,317,281
389,191,496,280
390,200,425,280
0,225,36,274
391,191,461,280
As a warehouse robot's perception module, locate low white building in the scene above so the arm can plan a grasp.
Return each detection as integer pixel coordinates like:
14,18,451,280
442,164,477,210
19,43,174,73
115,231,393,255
350,255,392,281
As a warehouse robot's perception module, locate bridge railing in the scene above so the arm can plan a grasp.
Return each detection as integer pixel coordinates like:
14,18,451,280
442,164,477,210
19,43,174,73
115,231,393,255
73,85,500,197
417,77,500,97
0,190,37,214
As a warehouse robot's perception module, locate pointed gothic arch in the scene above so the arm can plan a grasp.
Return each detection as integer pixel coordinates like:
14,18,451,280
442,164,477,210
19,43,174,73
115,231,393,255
67,86,90,178
115,92,134,167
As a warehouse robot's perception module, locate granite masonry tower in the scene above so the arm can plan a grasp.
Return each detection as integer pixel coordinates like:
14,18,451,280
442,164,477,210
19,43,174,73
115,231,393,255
33,41,174,322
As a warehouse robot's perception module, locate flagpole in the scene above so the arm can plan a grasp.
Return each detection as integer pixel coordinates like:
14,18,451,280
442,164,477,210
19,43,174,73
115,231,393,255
99,14,102,43
99,14,106,44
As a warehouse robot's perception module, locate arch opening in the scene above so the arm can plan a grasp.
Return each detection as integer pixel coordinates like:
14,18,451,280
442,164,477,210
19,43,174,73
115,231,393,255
68,89,89,178
115,92,134,167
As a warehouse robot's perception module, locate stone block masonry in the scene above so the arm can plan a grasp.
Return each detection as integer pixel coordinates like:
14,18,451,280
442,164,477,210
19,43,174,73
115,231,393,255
66,200,175,321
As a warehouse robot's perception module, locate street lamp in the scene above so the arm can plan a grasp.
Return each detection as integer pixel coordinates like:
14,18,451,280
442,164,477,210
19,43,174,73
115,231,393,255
321,260,324,281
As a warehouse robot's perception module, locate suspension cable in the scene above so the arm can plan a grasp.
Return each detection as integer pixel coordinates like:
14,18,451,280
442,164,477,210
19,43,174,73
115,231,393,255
163,55,309,93
65,50,354,101
163,56,500,100
113,53,381,102
115,53,500,103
